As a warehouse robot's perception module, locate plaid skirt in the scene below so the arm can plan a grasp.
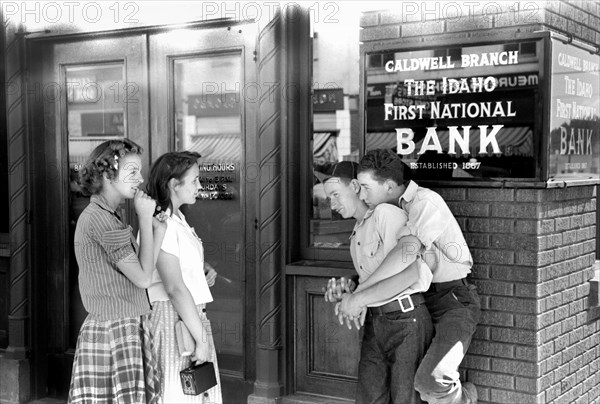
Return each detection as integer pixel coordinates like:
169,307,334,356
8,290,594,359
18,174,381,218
68,314,161,404
149,301,222,404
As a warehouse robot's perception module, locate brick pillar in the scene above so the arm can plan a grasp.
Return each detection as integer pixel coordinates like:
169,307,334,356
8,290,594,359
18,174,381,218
0,17,31,404
529,186,598,404
435,185,599,404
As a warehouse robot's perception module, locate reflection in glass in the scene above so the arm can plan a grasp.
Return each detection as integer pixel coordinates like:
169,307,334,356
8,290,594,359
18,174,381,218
548,39,600,180
66,63,126,347
310,9,362,249
173,54,244,373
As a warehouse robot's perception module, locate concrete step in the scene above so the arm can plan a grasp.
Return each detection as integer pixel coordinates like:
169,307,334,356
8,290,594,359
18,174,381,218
281,394,354,404
26,394,352,404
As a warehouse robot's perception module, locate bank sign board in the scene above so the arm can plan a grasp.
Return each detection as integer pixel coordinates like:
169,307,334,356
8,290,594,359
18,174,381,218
365,37,542,181
365,35,600,183
548,39,600,181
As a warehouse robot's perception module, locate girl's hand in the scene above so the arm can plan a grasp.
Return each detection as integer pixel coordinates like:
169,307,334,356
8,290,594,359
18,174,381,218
152,209,168,232
205,264,217,287
152,216,167,231
154,207,169,223
191,339,211,365
134,190,156,221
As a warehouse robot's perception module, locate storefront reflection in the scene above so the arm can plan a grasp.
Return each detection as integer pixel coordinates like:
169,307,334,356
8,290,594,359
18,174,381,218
173,53,245,372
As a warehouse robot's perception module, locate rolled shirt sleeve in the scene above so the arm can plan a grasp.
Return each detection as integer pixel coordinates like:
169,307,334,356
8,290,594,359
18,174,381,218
375,205,432,292
101,228,136,266
400,183,473,282
405,198,450,251
373,204,409,258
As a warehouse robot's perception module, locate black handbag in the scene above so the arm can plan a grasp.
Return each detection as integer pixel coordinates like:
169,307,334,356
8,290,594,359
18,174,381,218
180,361,217,395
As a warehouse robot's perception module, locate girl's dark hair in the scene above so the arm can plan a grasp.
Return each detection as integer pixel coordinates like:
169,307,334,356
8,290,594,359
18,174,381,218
79,139,143,196
147,151,202,213
358,148,412,186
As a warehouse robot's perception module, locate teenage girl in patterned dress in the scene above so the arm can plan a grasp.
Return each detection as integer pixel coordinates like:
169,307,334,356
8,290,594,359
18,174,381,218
146,151,222,403
69,139,165,404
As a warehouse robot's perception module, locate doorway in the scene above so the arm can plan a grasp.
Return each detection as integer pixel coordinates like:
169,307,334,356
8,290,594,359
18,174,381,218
29,22,257,402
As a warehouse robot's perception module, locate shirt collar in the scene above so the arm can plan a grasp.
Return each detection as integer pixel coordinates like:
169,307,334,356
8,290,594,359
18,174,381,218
91,194,120,218
350,208,375,239
399,180,418,205
166,207,201,241
165,207,186,223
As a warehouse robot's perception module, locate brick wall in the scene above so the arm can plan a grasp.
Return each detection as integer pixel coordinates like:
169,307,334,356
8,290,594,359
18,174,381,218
527,187,598,404
432,186,598,404
360,2,600,403
360,1,600,47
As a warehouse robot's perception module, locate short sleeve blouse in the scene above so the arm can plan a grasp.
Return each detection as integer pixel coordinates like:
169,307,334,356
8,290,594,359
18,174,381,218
148,210,213,305
74,194,150,320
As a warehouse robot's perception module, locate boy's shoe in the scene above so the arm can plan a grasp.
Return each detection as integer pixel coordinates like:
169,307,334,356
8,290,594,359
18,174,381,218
462,382,478,404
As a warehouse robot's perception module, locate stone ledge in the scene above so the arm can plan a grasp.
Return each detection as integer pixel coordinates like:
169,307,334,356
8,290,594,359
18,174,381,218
281,394,354,404
0,356,30,404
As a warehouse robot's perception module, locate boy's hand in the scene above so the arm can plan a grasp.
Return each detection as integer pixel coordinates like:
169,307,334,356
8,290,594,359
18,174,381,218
324,277,356,302
335,300,366,330
337,293,364,319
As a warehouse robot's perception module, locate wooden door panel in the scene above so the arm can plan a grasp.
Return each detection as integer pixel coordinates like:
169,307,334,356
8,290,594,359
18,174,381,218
294,276,360,399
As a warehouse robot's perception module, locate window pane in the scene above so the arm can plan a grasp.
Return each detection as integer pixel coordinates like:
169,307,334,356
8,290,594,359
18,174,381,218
67,64,126,139
310,8,362,249
173,54,244,373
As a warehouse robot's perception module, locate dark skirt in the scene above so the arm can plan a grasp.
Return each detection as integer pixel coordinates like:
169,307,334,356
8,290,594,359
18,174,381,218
68,314,161,404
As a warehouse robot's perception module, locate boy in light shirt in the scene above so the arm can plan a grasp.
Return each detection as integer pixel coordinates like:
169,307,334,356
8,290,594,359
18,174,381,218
357,149,480,404
319,161,433,404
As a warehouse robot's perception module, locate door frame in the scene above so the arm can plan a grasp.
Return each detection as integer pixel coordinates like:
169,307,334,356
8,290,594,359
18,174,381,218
28,32,150,398
148,22,258,395
26,19,259,400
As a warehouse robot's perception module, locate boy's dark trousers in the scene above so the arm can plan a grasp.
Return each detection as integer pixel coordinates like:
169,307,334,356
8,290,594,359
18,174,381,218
357,298,434,404
415,281,481,404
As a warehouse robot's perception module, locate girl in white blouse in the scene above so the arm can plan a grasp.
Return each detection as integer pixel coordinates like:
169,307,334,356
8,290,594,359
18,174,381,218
147,151,222,403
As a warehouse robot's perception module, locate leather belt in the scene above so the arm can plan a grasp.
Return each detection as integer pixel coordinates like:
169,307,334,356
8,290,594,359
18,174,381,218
428,278,470,292
368,293,425,315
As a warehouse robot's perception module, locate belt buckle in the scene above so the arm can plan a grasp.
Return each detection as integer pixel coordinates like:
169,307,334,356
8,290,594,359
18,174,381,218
398,295,414,312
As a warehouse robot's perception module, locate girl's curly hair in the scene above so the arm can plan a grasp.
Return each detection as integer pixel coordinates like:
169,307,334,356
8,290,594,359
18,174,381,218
79,139,143,196
147,151,202,214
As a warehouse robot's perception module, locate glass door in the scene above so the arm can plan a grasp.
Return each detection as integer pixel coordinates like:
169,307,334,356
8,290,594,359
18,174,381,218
65,62,129,347
31,24,257,402
149,25,257,400
32,34,148,398
173,52,245,370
